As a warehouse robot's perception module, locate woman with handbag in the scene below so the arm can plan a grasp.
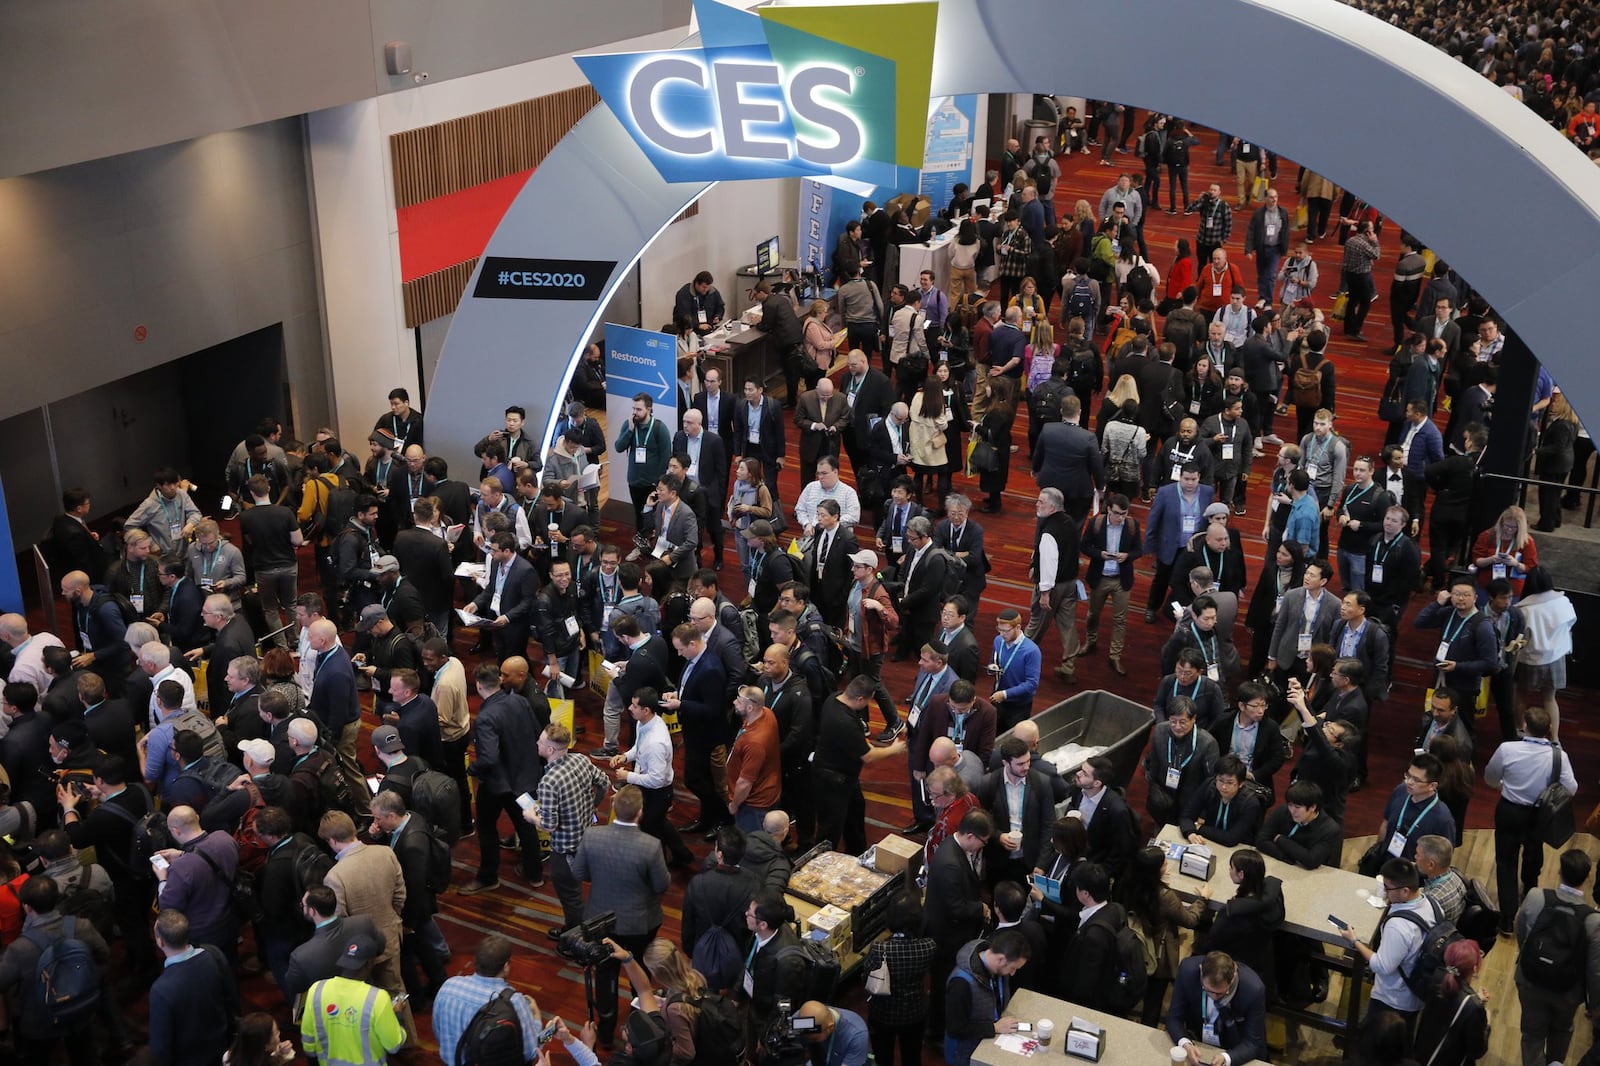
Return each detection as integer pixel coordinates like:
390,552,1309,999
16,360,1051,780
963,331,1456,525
909,377,952,504
727,458,775,582
934,362,969,502
1100,396,1147,501
801,299,836,390
972,377,1016,513
861,892,937,1066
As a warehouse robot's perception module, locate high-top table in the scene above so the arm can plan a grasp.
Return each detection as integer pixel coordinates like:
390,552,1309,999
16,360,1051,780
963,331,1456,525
974,988,1270,1066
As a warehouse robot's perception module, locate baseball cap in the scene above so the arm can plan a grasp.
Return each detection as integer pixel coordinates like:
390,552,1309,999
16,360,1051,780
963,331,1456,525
356,604,388,632
336,930,385,972
847,549,879,569
237,739,275,766
371,725,404,754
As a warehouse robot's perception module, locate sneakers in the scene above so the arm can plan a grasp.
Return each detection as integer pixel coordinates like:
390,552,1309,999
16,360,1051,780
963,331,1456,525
589,746,619,759
876,722,906,744
1262,433,1284,446
1098,159,1113,166
1233,502,1247,516
459,879,501,896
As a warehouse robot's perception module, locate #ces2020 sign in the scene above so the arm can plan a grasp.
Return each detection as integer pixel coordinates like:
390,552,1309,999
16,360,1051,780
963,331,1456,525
576,0,935,189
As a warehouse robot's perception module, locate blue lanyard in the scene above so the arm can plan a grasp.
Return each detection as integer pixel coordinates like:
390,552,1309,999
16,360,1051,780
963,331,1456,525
159,495,182,527
1173,678,1200,701
1374,534,1404,565
1216,799,1231,831
1343,482,1373,511
632,419,655,449
1167,734,1194,772
409,472,423,495
995,638,1023,676
1189,623,1216,665
1442,609,1477,645
751,551,767,581
1309,434,1332,465
1202,546,1223,583
913,671,938,707
950,713,968,744
199,550,217,580
600,573,619,604
1397,795,1440,837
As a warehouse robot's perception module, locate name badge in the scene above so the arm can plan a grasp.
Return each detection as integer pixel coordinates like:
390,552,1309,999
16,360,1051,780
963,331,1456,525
169,523,183,538
130,594,145,614
1241,142,1251,153
602,604,617,627
1435,640,1451,664
1206,664,1221,682
748,426,761,444
1212,282,1223,297
78,630,91,649
1387,830,1408,858
1297,632,1313,655
1171,464,1183,483
489,594,502,615
748,578,758,599
634,447,647,464
846,392,857,408
1305,463,1320,480
1269,497,1280,514
565,617,580,638
688,462,699,478
1189,400,1201,415
1181,515,1198,535
1103,559,1119,576
1165,766,1182,790
743,970,755,997
1371,563,1385,584
1221,443,1235,461
1203,1023,1219,1046
1492,563,1508,580
907,706,922,730
697,309,708,325
550,541,562,556
891,537,904,554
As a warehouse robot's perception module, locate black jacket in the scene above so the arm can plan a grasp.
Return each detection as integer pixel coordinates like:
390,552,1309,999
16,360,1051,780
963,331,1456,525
922,836,986,950
1256,807,1343,869
1060,902,1130,1010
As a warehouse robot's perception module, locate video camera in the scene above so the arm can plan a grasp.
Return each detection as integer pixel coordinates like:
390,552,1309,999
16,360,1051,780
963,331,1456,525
555,912,616,967
763,997,818,1065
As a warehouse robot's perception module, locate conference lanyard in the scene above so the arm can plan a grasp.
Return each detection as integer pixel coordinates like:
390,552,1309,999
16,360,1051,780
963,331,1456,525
1397,795,1440,838
994,638,1024,677
1172,678,1201,701
1442,609,1477,645
1342,481,1373,514
1168,735,1195,772
1202,546,1224,585
1374,534,1404,566
1215,799,1231,831
376,459,391,483
632,419,656,450
159,496,183,530
1189,624,1217,666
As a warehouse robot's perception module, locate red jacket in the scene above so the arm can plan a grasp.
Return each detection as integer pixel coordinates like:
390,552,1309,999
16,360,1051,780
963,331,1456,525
849,578,899,656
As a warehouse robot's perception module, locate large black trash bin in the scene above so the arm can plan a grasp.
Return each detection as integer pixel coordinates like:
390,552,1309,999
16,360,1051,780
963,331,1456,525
1000,688,1153,790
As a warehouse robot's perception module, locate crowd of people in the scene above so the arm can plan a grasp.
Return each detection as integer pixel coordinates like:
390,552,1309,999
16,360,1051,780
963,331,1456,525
2,11,1598,1066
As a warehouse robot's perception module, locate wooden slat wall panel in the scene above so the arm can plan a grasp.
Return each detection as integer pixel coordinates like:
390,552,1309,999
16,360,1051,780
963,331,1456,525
403,259,479,328
390,85,599,209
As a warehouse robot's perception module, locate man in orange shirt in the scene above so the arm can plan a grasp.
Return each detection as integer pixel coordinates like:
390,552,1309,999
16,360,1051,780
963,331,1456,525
1195,248,1247,316
726,685,783,832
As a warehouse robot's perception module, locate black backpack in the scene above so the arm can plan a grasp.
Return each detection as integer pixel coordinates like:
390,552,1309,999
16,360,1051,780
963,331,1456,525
930,547,967,599
1030,378,1070,426
774,938,841,1005
26,916,100,1024
1388,898,1462,999
291,838,335,897
455,986,524,1066
1066,277,1097,324
1455,873,1500,955
1518,891,1594,991
1125,263,1154,302
791,646,839,706
1087,910,1148,1014
1027,158,1054,197
410,770,463,847
1066,347,1100,393
1377,350,1412,422
57,874,116,941
688,991,746,1066
173,758,243,812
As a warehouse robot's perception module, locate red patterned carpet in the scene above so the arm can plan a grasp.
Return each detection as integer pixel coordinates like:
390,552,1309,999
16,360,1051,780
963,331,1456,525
191,140,1597,1063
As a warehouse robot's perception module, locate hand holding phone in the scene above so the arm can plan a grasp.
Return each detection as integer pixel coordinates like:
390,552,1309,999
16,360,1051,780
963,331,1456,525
536,1018,560,1047
1327,914,1349,931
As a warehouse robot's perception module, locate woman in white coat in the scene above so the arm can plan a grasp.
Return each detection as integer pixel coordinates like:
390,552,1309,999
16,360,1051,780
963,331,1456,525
1513,565,1577,741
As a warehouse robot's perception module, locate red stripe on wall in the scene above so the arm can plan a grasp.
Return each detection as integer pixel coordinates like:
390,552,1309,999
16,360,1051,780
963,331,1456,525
396,168,533,284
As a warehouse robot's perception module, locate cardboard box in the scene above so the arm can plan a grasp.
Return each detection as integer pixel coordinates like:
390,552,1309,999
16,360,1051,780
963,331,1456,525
887,192,932,229
805,904,852,950
871,834,923,877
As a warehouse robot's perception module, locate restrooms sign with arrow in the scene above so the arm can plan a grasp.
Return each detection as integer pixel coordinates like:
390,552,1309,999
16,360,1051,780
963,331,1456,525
605,324,678,510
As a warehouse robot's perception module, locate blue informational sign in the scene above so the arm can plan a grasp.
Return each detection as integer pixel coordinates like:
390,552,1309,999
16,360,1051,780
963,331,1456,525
796,179,834,279
918,95,977,213
604,324,678,509
0,477,20,614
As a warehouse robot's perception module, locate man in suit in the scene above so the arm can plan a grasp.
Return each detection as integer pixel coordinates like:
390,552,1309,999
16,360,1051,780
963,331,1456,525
528,483,588,579
50,488,107,584
875,476,926,573
1065,754,1138,879
191,593,255,714
933,494,988,604
1080,494,1141,676
461,662,543,895
1031,395,1105,522
1329,590,1391,703
808,499,857,629
306,619,367,816
1059,861,1131,1012
732,377,786,501
1143,466,1214,624
596,613,672,758
1413,297,1462,359
369,789,449,1000
1026,489,1083,684
894,517,948,660
923,809,993,1037
573,784,670,1046
146,907,237,1066
1209,682,1289,803
1415,686,1475,767
468,533,538,662
1444,366,1496,455
421,456,476,563
692,365,737,444
688,593,747,696
841,349,895,497
318,810,406,999
1423,426,1482,589
386,445,435,534
283,885,379,1000
1265,558,1341,689
795,377,850,474
637,473,700,593
673,409,729,570
1400,401,1446,479
1378,445,1427,538
977,737,1057,887
1166,952,1269,1066
664,625,733,835
936,596,982,683
392,498,454,635
869,406,914,512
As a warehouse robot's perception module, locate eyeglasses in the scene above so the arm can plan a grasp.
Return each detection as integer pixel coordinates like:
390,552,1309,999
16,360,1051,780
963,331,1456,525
927,789,947,800
1403,772,1431,785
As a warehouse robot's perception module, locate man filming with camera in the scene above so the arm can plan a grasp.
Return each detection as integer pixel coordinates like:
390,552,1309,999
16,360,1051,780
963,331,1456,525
570,784,669,1050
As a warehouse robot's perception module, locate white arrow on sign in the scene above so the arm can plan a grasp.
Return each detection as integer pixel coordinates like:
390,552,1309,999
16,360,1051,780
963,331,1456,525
611,370,671,400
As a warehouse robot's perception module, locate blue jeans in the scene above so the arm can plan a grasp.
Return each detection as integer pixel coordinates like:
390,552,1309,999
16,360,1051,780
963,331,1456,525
945,1034,982,1066
734,805,769,833
1256,251,1282,305
1337,547,1368,592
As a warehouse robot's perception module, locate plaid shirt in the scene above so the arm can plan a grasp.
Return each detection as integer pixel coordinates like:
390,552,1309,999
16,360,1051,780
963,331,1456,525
432,974,540,1064
1342,233,1380,275
1422,869,1468,923
537,750,609,854
863,932,938,1025
1188,197,1233,246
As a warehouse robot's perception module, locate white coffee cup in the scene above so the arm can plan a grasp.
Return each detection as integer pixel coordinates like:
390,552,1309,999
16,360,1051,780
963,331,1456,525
1035,1019,1054,1046
1171,1047,1190,1063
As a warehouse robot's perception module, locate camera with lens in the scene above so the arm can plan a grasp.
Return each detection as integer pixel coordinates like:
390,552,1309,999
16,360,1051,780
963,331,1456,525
555,912,617,967
762,998,817,1065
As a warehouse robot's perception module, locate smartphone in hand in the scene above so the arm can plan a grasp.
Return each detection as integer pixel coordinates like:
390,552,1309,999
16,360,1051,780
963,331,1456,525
1327,914,1349,931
